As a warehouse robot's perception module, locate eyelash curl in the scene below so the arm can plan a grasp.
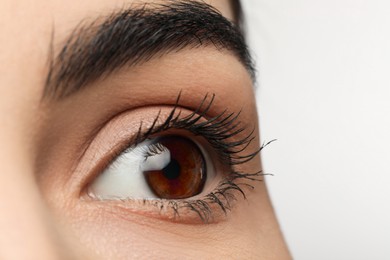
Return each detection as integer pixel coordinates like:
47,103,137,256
103,92,274,223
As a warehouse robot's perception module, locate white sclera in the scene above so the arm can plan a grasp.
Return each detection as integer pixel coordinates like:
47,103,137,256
89,139,171,199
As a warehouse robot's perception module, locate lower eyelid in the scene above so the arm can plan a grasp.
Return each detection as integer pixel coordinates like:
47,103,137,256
80,199,228,226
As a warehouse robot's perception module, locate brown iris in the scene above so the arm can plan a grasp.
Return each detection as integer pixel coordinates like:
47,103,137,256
143,136,206,199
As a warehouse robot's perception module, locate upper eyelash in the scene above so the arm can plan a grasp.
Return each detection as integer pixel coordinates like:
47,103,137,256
134,92,263,167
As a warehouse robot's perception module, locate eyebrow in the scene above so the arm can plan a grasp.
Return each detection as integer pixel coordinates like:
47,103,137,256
44,0,255,100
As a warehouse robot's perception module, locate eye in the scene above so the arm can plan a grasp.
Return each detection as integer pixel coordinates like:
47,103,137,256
88,135,214,200
82,94,265,223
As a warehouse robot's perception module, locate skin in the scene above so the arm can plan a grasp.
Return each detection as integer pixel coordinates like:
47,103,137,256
0,0,290,259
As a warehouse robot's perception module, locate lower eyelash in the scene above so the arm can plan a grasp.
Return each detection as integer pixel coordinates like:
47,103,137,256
136,169,272,224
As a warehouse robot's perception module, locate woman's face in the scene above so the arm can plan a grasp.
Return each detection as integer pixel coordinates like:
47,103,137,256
0,0,289,258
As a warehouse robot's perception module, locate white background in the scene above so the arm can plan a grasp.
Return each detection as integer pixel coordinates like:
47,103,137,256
242,0,390,259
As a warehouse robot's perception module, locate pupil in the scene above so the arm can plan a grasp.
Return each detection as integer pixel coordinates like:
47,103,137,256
162,159,181,180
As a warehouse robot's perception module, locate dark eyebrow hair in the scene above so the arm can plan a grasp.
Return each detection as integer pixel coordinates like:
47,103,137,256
44,0,255,100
